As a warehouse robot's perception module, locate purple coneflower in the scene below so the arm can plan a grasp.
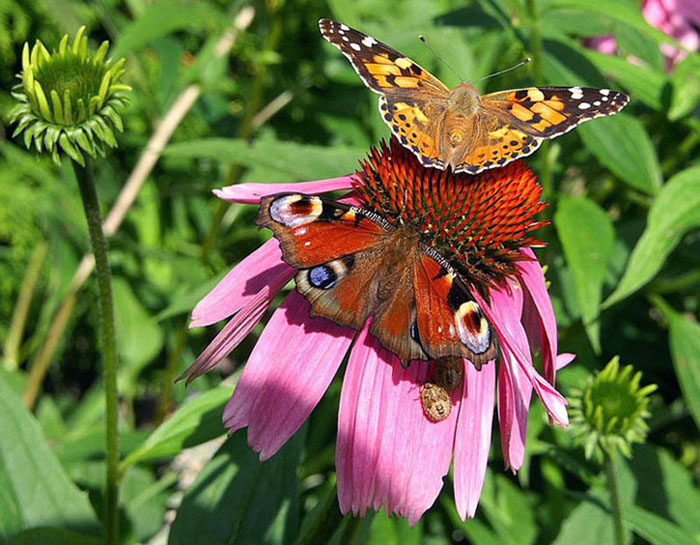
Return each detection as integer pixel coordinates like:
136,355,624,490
182,140,574,524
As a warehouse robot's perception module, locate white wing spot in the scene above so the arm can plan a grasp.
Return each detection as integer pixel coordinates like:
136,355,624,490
350,42,361,51
601,96,609,102
340,24,349,31
593,100,601,106
342,36,349,42
600,89,610,96
569,86,584,100
362,36,377,47
578,102,591,110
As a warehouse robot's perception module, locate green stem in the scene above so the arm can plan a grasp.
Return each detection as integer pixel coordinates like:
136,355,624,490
72,160,120,545
604,450,625,545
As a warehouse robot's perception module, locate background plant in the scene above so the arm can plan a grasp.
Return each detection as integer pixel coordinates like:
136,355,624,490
0,0,698,544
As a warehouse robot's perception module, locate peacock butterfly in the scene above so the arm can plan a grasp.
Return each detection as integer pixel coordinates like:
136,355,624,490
255,193,498,369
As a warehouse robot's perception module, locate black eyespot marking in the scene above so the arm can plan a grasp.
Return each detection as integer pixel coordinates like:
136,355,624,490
446,282,469,311
510,140,519,146
398,114,407,121
521,146,530,154
384,114,392,121
342,254,356,270
309,265,337,289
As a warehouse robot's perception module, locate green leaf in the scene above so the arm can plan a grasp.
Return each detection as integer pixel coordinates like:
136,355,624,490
0,374,100,541
542,0,681,47
668,53,700,121
555,196,614,352
479,472,537,545
624,505,698,545
163,137,366,182
604,167,700,306
112,0,223,58
113,277,164,381
121,386,232,468
630,445,700,537
668,310,700,430
583,49,668,110
578,114,662,194
7,528,102,545
168,428,304,545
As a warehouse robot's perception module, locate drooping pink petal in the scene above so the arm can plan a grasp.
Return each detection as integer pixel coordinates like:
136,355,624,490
471,283,569,427
518,248,558,384
213,174,356,204
453,358,496,519
180,290,271,384
223,290,354,461
337,323,458,526
190,239,293,328
557,353,577,370
485,281,533,471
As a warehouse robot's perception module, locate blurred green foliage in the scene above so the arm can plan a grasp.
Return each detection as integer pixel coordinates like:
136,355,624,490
0,0,698,543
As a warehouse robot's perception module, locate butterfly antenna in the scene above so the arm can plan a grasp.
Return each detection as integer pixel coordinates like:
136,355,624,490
474,57,532,83
419,34,464,82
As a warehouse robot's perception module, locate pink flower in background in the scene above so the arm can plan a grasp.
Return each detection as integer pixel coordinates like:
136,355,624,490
587,0,700,68
182,143,574,523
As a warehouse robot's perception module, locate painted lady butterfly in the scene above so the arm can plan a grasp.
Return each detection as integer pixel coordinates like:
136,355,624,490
319,19,629,174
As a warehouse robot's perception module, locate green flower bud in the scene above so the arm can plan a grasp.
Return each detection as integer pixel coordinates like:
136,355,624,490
569,356,657,461
9,26,131,166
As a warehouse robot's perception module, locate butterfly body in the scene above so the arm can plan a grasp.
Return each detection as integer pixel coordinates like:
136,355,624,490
320,18,629,174
257,192,497,368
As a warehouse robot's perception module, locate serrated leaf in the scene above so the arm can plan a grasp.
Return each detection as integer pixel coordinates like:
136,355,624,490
604,167,700,306
555,196,614,352
578,114,661,194
121,387,232,468
0,374,100,541
168,428,304,545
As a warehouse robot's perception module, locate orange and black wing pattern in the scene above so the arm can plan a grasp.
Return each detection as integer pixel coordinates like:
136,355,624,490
454,86,629,174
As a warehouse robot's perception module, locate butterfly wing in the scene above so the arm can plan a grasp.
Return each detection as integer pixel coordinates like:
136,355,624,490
453,86,629,174
258,193,427,364
412,249,497,368
319,19,451,168
319,19,448,96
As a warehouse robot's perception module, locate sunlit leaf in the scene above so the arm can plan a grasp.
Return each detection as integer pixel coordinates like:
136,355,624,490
555,196,614,352
578,115,662,194
605,167,700,306
0,375,100,541
168,428,304,545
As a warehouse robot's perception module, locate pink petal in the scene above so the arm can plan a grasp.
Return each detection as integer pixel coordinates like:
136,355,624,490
337,323,458,526
497,348,531,472
587,35,617,55
179,290,271,384
213,174,356,204
518,248,558,385
190,239,294,328
557,353,577,370
453,358,496,519
471,283,569,427
223,290,354,461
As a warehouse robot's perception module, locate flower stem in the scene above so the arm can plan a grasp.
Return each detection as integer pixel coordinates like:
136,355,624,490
603,449,625,545
72,159,120,545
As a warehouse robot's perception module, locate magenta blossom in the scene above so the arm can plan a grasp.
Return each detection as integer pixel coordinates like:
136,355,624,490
183,144,574,524
587,0,700,68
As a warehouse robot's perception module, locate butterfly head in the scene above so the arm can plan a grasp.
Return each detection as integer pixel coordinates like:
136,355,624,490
448,83,481,115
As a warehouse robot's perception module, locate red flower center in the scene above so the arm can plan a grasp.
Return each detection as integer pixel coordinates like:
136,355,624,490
353,139,548,287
